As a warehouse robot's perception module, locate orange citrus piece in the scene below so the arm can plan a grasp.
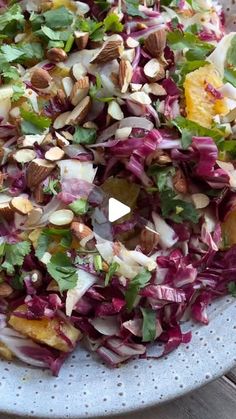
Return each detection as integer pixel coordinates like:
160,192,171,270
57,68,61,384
222,209,236,246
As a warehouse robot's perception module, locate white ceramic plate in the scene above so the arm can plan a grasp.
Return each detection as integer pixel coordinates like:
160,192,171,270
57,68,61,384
1,2,236,418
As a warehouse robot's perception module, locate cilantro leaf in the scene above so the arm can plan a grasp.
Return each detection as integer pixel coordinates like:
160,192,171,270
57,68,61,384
160,188,199,223
178,60,207,84
224,68,236,88
105,261,119,286
43,7,73,29
104,13,123,33
20,108,51,135
1,241,31,274
75,18,104,42
228,281,236,297
69,199,88,215
35,233,51,260
125,270,151,311
141,307,156,342
1,42,43,63
125,0,146,18
0,4,25,35
43,179,60,195
1,45,23,62
12,83,25,102
226,35,236,67
38,25,71,42
172,116,225,149
47,252,78,292
73,126,97,145
1,65,19,81
167,30,213,60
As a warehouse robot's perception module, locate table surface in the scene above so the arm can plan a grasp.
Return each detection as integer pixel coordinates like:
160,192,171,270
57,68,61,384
1,367,236,419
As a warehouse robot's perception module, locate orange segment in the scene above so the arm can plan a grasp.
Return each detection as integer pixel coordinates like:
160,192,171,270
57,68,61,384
222,209,236,246
184,64,228,128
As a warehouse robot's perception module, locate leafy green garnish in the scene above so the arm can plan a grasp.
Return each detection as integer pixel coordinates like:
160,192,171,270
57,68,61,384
36,228,72,259
95,0,109,11
167,30,214,60
0,241,31,275
47,252,78,292
35,233,51,260
177,60,208,84
20,108,51,135
12,83,25,102
0,4,25,36
69,199,88,215
125,270,151,312
75,17,104,42
104,13,123,33
228,281,236,297
172,116,225,149
1,64,19,81
43,7,74,29
141,307,156,342
125,0,146,18
38,25,72,42
1,42,44,63
43,179,60,196
224,68,236,88
93,255,103,272
73,126,97,145
226,35,236,67
105,261,119,286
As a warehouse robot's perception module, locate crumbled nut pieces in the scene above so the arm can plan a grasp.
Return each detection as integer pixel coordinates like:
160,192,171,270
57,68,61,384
91,40,123,64
144,29,167,58
10,196,33,215
108,100,124,121
74,31,89,50
119,59,133,94
129,91,152,105
26,207,43,226
144,59,165,82
70,63,87,81
30,68,52,89
49,209,74,226
142,83,167,96
173,169,188,194
62,77,74,97
46,48,68,63
70,77,90,106
45,146,65,162
53,111,71,130
26,158,55,188
140,227,159,254
0,282,13,297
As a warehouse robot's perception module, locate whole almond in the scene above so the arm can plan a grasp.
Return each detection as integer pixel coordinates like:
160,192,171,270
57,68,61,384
173,168,188,194
144,29,167,58
71,222,93,241
74,31,89,50
91,40,123,64
0,282,13,297
31,68,52,89
26,158,55,188
119,59,133,93
46,48,68,63
140,227,159,254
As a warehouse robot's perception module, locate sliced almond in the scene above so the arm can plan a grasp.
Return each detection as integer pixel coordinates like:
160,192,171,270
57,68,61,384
10,196,33,215
126,37,139,48
49,209,74,226
13,149,36,164
0,202,14,220
0,283,13,297
74,31,89,50
71,221,93,242
140,226,159,254
173,169,188,194
45,146,65,162
34,185,45,204
26,158,55,188
121,48,135,63
130,83,142,92
61,131,73,141
53,111,71,129
26,207,43,226
66,96,91,125
129,91,152,105
46,47,68,63
144,29,167,58
191,193,210,209
115,127,132,140
70,63,87,81
142,83,167,96
55,132,70,147
90,40,123,64
62,77,74,97
119,59,133,94
31,68,52,89
20,134,45,148
70,76,90,106
108,100,124,121
144,59,165,82
83,121,98,130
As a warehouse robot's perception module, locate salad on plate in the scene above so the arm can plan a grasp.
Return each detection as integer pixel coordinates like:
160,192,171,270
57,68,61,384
0,0,236,375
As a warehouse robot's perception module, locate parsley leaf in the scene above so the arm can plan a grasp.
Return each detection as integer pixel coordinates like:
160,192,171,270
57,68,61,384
125,0,146,18
38,25,71,42
172,116,225,149
167,30,213,60
35,233,51,260
1,42,43,63
141,307,156,342
47,252,78,292
105,261,119,286
73,126,97,145
104,13,123,33
1,64,19,81
228,281,236,297
226,35,236,67
12,83,25,102
125,269,151,312
20,108,51,135
75,18,104,42
69,199,88,215
1,241,31,274
43,7,73,29
0,4,25,36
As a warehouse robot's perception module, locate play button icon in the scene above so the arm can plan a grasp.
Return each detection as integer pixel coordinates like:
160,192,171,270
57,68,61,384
108,198,131,222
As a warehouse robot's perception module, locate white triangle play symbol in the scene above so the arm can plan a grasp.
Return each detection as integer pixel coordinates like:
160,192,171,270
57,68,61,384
108,197,131,222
